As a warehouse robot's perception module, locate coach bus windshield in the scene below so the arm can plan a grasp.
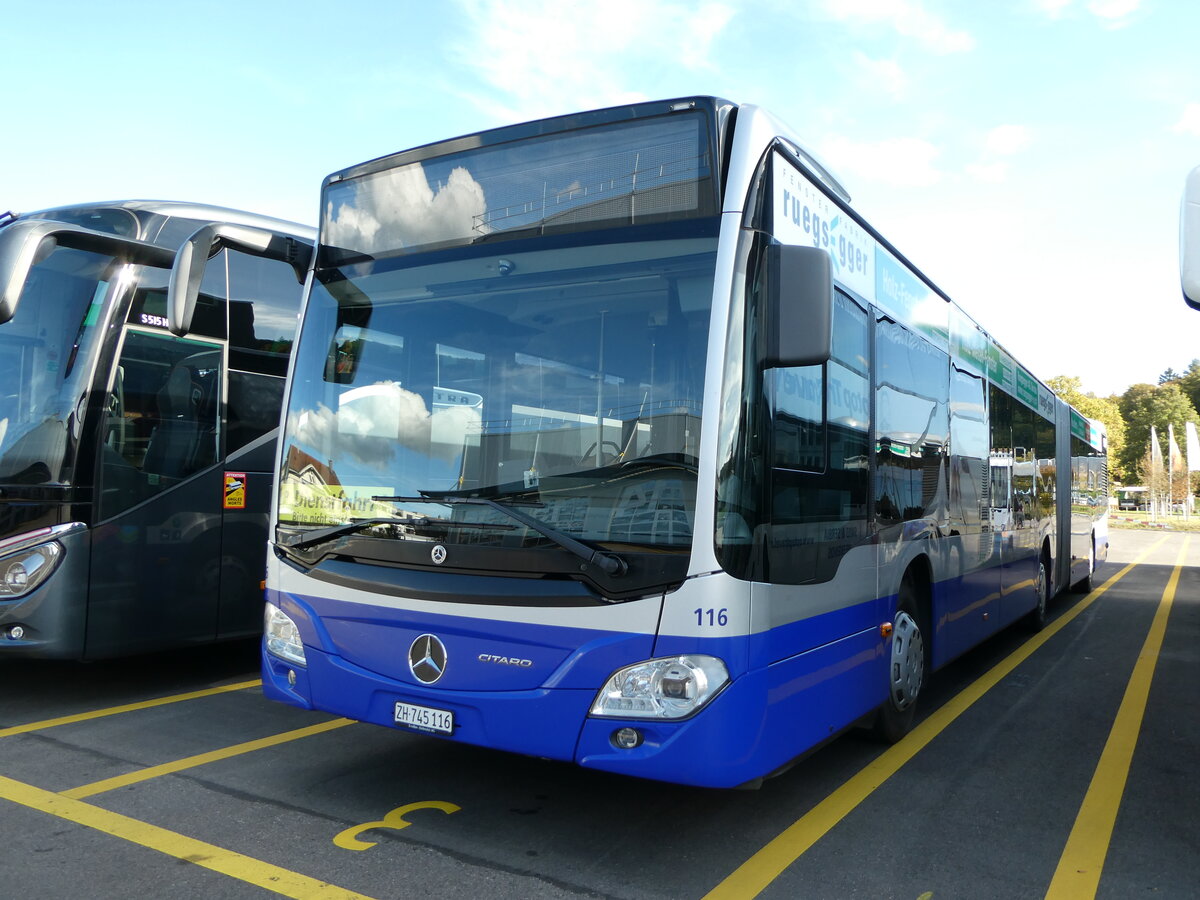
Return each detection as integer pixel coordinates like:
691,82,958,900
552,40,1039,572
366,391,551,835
0,244,114,485
278,111,719,579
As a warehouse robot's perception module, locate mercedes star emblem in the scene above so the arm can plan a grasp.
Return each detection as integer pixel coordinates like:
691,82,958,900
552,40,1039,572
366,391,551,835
408,634,447,684
431,544,448,565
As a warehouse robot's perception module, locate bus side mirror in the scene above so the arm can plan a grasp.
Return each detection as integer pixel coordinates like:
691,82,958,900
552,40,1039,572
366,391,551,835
0,220,173,325
1182,166,1200,310
758,243,833,368
168,223,313,336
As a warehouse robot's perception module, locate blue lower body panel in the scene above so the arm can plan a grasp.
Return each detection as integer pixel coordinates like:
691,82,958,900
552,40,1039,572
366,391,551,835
264,615,888,789
263,642,593,763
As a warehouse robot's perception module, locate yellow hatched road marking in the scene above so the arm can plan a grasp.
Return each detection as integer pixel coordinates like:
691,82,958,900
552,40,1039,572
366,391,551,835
61,718,355,799
0,774,377,899
703,537,1168,900
0,679,262,738
1044,536,1189,899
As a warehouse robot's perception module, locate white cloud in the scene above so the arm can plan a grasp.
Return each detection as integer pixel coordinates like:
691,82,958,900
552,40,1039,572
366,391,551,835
819,0,974,53
1172,103,1200,137
451,0,736,123
983,124,1032,156
1032,0,1073,17
1032,0,1142,27
851,51,908,97
963,125,1031,183
965,161,1009,183
818,135,943,187
1087,0,1142,21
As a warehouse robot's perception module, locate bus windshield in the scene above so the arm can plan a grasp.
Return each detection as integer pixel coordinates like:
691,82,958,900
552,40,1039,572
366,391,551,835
279,231,717,560
280,109,722,572
0,244,114,484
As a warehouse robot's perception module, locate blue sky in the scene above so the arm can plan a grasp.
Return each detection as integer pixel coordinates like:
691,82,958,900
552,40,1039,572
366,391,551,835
6,0,1198,397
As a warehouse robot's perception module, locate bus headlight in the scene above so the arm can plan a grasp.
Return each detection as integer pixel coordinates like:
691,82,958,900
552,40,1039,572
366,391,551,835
590,655,729,720
264,601,306,666
0,542,63,599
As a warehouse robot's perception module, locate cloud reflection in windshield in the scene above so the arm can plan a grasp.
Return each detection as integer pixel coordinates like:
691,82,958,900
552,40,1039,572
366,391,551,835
324,164,488,255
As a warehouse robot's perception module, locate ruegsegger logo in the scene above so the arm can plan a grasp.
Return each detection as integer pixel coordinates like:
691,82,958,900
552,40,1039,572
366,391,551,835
773,153,874,301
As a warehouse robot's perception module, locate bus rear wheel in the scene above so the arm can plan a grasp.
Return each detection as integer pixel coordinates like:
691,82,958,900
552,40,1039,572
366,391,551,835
874,581,925,743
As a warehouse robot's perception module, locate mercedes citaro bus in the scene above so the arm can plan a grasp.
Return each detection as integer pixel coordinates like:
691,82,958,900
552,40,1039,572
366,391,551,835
170,98,1107,787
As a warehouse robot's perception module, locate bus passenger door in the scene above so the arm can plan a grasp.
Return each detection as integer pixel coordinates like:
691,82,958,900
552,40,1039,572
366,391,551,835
88,327,226,656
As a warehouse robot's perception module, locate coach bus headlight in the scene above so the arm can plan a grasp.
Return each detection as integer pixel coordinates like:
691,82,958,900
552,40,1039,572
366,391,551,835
590,655,729,720
0,542,63,599
264,601,307,666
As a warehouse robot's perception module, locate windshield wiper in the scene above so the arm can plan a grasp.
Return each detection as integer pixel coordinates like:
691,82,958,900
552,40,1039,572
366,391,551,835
279,515,511,551
378,494,628,577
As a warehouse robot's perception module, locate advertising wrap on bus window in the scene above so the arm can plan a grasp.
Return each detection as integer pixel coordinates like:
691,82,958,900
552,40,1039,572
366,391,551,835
873,252,949,349
773,154,874,300
772,153,949,348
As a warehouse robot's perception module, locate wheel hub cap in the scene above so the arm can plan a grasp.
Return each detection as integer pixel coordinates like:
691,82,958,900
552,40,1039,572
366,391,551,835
889,611,924,711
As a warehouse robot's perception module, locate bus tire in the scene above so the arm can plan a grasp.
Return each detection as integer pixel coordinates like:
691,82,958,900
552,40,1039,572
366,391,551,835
1023,553,1050,632
874,579,926,744
1073,537,1095,593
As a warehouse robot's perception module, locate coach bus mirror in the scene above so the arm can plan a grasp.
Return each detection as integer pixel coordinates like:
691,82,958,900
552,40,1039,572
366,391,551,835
758,243,833,368
0,220,173,325
169,223,313,336
1182,166,1200,310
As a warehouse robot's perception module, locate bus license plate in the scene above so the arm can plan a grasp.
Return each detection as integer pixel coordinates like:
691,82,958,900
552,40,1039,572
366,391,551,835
394,701,454,734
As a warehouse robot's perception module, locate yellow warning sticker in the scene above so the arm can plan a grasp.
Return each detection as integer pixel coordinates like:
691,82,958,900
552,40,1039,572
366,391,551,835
223,472,247,509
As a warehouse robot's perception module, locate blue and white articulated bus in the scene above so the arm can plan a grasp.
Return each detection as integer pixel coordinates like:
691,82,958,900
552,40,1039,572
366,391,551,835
191,97,1108,787
0,201,313,659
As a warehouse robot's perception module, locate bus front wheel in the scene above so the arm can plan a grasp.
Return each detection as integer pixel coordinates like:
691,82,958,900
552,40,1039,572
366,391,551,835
1023,554,1050,633
1073,537,1095,593
874,581,925,744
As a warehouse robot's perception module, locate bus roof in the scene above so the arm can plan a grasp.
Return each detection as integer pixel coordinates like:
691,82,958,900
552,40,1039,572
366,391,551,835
12,200,314,248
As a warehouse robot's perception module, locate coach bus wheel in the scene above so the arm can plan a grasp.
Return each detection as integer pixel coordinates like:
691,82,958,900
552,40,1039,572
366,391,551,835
1023,555,1050,633
874,581,925,744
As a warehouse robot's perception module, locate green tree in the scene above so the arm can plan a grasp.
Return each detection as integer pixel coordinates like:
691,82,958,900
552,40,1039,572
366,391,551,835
1117,382,1200,481
1046,375,1128,482
1159,367,1181,384
1179,359,1200,412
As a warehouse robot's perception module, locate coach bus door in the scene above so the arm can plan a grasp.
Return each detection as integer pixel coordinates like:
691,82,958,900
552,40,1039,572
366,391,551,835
213,251,302,637
87,320,226,656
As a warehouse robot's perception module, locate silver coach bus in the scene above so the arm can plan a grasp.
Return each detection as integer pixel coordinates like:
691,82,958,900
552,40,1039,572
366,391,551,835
0,201,313,659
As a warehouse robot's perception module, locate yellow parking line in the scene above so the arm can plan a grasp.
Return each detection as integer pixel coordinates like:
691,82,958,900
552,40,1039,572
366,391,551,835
61,718,355,799
1045,537,1188,899
0,774,376,899
703,537,1168,900
0,679,262,738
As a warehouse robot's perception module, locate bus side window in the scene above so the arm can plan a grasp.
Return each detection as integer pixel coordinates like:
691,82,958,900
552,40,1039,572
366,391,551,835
874,317,949,525
227,252,298,378
225,252,301,454
226,370,286,452
949,366,987,530
765,292,870,583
